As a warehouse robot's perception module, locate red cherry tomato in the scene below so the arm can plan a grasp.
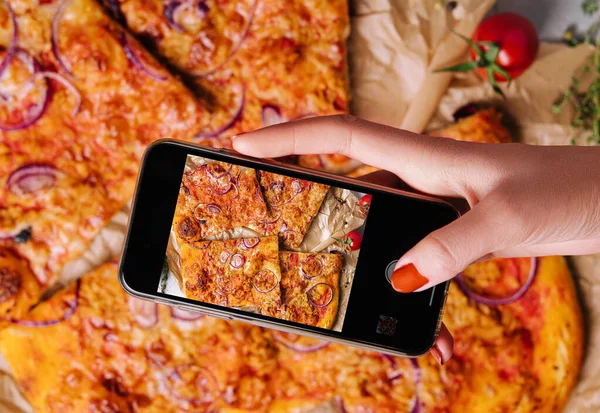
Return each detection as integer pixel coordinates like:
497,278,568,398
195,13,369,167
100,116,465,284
359,194,372,214
471,13,539,82
345,231,362,251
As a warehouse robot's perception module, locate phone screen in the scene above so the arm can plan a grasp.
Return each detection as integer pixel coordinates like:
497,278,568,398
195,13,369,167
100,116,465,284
161,154,370,332
120,141,460,356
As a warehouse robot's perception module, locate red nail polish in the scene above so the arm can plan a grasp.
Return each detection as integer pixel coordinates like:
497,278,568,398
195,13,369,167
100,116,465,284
430,344,444,366
390,264,428,293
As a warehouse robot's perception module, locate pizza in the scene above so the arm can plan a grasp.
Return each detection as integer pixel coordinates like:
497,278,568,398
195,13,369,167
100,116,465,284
173,162,268,242
428,107,512,143
248,172,330,249
0,256,582,412
178,236,282,317
101,0,350,146
0,0,206,322
279,251,342,329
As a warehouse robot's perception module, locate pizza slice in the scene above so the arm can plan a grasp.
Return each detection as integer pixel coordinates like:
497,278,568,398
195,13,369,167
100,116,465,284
173,162,268,241
179,236,281,317
248,172,330,249
278,251,342,329
0,0,207,322
101,0,350,146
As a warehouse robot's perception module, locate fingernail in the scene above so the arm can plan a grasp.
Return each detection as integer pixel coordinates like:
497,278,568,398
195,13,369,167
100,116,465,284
231,132,246,140
430,344,444,366
390,264,428,293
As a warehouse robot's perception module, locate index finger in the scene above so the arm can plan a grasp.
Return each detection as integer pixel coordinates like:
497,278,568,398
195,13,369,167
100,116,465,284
232,114,466,197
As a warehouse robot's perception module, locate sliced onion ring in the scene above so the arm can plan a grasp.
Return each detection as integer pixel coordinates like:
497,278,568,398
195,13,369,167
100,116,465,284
252,269,278,293
306,283,333,308
261,104,284,126
128,296,159,328
52,0,75,77
170,306,204,321
0,53,50,131
300,255,324,280
205,163,231,179
291,180,303,194
243,238,259,249
119,32,167,81
195,85,245,139
455,257,538,306
7,164,62,196
262,211,281,226
270,181,284,193
230,253,245,269
36,71,81,116
11,279,80,327
191,0,257,77
272,331,329,353
0,0,17,79
164,364,219,406
410,358,421,413
164,0,184,32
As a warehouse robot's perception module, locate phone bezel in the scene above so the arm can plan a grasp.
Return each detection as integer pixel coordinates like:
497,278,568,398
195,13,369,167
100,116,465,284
119,139,460,357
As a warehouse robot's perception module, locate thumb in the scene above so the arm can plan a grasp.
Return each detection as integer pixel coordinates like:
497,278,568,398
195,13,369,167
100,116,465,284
390,195,511,292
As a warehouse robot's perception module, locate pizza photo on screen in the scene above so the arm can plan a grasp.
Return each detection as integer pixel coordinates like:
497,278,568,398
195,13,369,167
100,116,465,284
161,155,369,331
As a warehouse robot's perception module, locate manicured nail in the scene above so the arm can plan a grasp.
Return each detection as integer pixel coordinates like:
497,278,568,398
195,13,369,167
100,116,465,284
390,264,428,293
430,344,444,366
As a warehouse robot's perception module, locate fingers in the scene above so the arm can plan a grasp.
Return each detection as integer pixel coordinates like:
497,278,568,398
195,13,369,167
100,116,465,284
430,323,454,365
233,115,490,198
391,194,516,291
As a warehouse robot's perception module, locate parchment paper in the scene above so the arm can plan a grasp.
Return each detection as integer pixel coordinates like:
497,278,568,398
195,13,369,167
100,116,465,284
349,1,600,411
163,155,367,332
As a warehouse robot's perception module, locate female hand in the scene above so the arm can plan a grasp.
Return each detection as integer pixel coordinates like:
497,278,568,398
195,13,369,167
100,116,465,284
232,114,600,363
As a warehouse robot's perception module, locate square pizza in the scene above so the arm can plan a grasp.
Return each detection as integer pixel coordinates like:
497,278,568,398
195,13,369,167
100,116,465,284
173,162,268,241
248,172,330,249
179,236,281,317
279,251,342,329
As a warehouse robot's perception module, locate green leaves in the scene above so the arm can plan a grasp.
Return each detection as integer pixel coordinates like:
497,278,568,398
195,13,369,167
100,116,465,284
583,0,599,15
434,31,512,98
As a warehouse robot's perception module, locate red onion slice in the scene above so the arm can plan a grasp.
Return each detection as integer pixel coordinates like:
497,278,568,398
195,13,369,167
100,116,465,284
261,104,284,127
164,364,219,406
195,84,245,139
306,283,333,308
252,269,278,293
410,359,421,413
455,257,538,306
7,164,62,196
193,202,222,219
291,179,303,194
262,211,281,226
36,71,81,116
216,275,232,293
272,331,329,353
219,250,230,264
170,306,204,321
242,238,259,249
164,0,184,32
191,0,257,77
205,163,232,179
52,0,75,77
11,279,80,327
0,0,17,79
120,32,167,81
0,52,50,131
300,255,324,280
230,253,245,269
128,296,159,328
270,181,285,193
